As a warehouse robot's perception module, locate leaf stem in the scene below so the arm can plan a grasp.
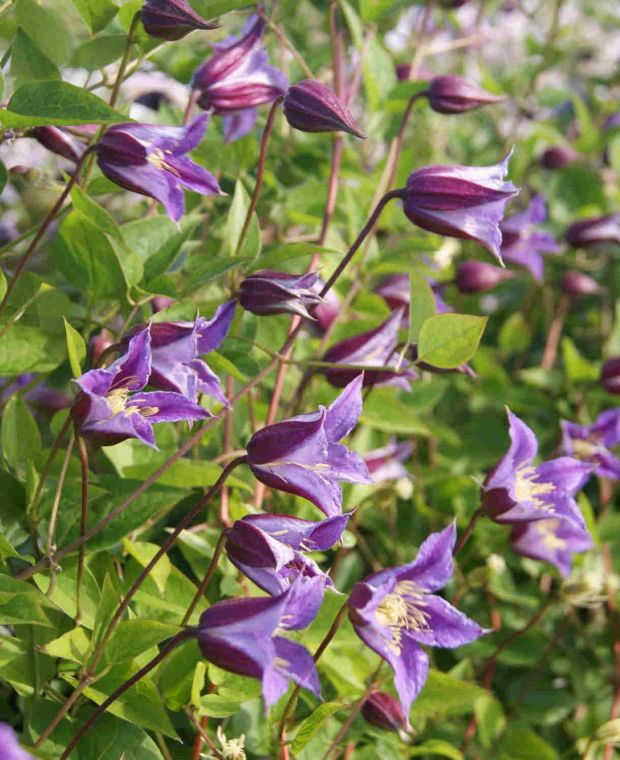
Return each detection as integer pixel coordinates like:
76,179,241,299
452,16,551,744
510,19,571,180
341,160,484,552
454,507,484,555
109,11,142,109
74,431,89,625
181,531,227,626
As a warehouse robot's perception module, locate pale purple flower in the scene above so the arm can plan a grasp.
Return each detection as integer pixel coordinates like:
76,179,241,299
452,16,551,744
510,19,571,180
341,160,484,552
0,723,34,760
246,375,371,517
561,410,620,480
500,195,560,281
561,271,601,297
482,408,592,524
348,524,486,721
565,215,620,249
364,440,413,484
510,517,593,577
96,115,221,222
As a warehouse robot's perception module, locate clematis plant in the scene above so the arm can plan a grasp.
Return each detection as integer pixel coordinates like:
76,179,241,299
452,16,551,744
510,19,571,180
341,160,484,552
140,0,218,40
283,79,366,137
237,270,324,319
561,410,620,480
348,524,486,720
500,195,559,280
510,517,593,577
364,440,413,484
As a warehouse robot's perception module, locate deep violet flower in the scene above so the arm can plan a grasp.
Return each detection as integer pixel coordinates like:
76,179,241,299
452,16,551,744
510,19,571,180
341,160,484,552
510,517,593,577
364,440,413,484
322,310,416,390
225,512,351,595
96,115,221,222
124,302,236,405
361,691,409,737
73,328,209,448
238,270,324,319
348,524,486,721
33,126,83,163
565,215,620,249
455,260,515,293
539,146,579,170
499,195,560,281
0,724,33,760
194,578,322,707
482,408,592,525
402,154,519,263
246,375,371,517
141,0,218,40
283,80,365,137
427,75,504,114
602,357,620,395
192,15,288,142
561,410,620,480
0,374,70,416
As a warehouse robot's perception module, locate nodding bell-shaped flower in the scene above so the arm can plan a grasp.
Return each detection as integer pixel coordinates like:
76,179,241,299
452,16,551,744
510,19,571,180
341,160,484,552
192,15,288,142
73,329,210,448
539,146,579,170
225,512,352,595
96,115,221,222
602,357,620,395
510,517,593,578
0,723,34,760
364,440,413,484
282,80,365,138
482,408,592,525
33,126,84,163
141,0,218,40
348,524,486,722
561,409,620,480
560,271,601,297
322,310,416,390
362,691,410,738
455,260,515,293
402,154,518,263
193,577,322,708
499,195,559,281
238,270,324,319
246,375,371,517
565,215,620,249
427,75,504,114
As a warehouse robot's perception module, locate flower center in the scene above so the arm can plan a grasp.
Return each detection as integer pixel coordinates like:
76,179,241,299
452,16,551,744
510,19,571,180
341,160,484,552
534,519,566,551
571,437,601,461
514,465,555,509
106,389,158,418
375,580,430,654
148,148,180,177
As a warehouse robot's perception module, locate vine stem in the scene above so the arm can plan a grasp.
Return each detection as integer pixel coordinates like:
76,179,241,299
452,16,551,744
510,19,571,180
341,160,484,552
109,11,141,109
59,629,194,760
34,456,247,750
74,432,89,625
234,96,283,258
454,507,484,555
45,435,75,597
540,293,569,371
0,146,95,319
602,543,620,760
181,531,227,626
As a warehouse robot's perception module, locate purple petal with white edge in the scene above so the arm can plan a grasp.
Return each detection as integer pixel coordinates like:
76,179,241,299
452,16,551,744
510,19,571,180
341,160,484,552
395,523,456,592
511,518,593,577
128,413,157,448
535,457,592,496
174,113,210,153
131,391,210,422
593,408,620,446
407,594,487,648
199,593,286,637
594,449,620,480
196,301,236,353
223,109,258,142
324,374,364,442
108,328,152,391
76,367,115,396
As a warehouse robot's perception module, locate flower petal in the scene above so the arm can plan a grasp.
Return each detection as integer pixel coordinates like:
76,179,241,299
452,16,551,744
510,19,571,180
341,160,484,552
407,594,487,648
324,374,364,442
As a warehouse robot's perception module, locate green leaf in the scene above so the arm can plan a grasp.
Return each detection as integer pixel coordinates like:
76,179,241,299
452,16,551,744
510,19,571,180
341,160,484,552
0,326,66,375
193,0,254,17
16,0,72,66
104,620,181,665
409,272,437,343
71,34,128,71
0,160,8,195
0,81,128,128
475,695,506,749
417,314,487,369
562,337,599,383
410,670,488,719
72,0,119,33
42,627,91,663
157,642,202,711
499,727,558,760
0,269,6,302
361,393,431,436
228,179,260,258
247,242,340,273
1,394,41,469
10,29,60,87
71,184,124,242
0,575,54,627
362,36,398,110
0,530,20,561
63,318,86,378
291,702,343,753
74,713,165,760
409,740,464,759
123,540,171,596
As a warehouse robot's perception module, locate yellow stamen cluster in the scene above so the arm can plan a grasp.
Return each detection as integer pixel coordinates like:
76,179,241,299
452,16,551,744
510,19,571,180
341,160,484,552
571,437,600,461
514,465,555,509
105,388,159,418
535,519,566,551
375,580,431,655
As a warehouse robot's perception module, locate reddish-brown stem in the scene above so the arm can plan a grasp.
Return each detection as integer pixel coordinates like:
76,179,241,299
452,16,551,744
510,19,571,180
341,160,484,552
181,531,227,626
220,376,235,526
183,88,199,126
602,543,620,760
191,715,209,760
109,11,141,109
540,293,569,371
186,709,223,759
454,507,484,555
75,431,89,625
386,90,429,189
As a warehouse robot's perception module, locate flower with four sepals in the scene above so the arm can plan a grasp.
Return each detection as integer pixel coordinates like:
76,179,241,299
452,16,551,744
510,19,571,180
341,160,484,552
499,195,560,281
510,517,593,577
561,409,620,480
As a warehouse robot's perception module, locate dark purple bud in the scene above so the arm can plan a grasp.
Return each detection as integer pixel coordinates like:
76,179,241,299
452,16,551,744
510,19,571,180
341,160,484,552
539,146,579,170
313,287,340,333
89,330,114,365
565,215,620,248
362,691,409,735
238,269,324,319
396,63,435,82
602,357,620,394
438,0,469,6
282,80,365,138
141,0,218,40
135,91,170,111
427,75,504,114
151,296,175,313
561,271,601,297
33,126,83,163
455,260,514,293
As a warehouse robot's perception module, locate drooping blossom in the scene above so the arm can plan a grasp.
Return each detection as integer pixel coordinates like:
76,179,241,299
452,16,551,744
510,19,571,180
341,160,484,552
560,271,601,297
238,270,324,319
0,724,34,760
348,524,486,721
192,16,288,142
402,154,519,263
510,517,593,577
455,260,515,293
32,126,83,163
322,310,416,390
73,329,209,448
500,195,560,281
225,512,351,594
246,375,371,517
427,75,504,114
561,410,620,480
193,578,322,707
96,115,221,222
565,215,620,249
364,440,413,484
141,0,217,40
482,408,591,524
124,302,235,405
283,80,365,137
602,357,620,395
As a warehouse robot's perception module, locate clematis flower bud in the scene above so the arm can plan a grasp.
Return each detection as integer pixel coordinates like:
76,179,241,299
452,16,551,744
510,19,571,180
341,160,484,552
602,357,620,394
89,330,114,366
402,154,519,262
33,126,83,163
362,691,410,738
151,295,175,313
396,62,435,82
238,270,324,319
561,271,601,297
282,80,365,138
565,215,620,248
141,0,218,40
313,285,340,333
539,146,579,170
455,260,514,293
427,75,504,114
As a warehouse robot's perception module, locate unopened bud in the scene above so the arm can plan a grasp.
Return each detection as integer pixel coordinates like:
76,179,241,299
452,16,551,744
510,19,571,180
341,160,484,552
33,126,82,163
602,356,620,394
238,270,323,319
141,0,218,40
455,260,514,293
561,271,601,297
362,691,410,739
283,80,365,138
428,75,504,114
566,215,620,248
539,146,579,170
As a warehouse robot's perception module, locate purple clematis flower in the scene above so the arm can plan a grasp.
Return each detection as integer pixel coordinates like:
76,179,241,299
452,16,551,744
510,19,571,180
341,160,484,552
192,16,288,142
375,274,451,324
0,724,33,760
561,409,620,480
124,302,235,405
402,154,519,263
283,80,365,138
73,328,209,448
348,524,486,721
510,517,593,577
322,310,416,390
427,75,504,114
141,0,218,40
225,512,351,595
565,215,620,249
96,115,221,222
602,357,620,395
482,408,592,525
246,375,372,517
194,578,322,708
455,260,515,294
499,195,560,281
33,126,84,163
364,440,413,484
238,270,324,319
361,691,409,737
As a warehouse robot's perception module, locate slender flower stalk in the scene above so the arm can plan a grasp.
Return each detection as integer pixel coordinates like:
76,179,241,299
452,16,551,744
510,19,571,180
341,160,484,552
110,12,142,108
74,431,89,624
44,436,74,596
181,531,227,626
